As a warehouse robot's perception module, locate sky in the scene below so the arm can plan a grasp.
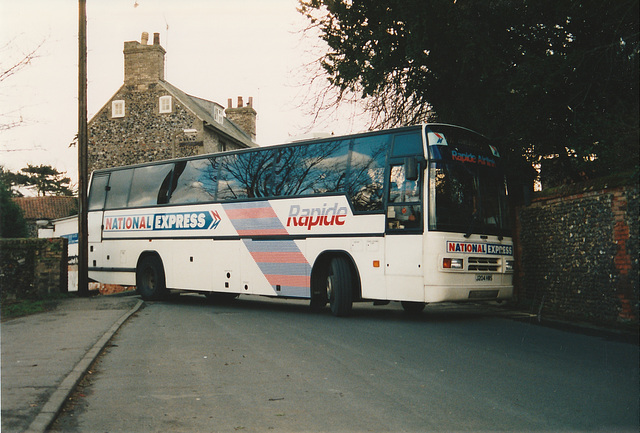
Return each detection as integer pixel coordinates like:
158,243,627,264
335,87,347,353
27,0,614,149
0,0,366,188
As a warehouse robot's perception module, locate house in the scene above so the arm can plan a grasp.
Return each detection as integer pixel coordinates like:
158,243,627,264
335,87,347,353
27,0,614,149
88,31,257,173
13,196,78,237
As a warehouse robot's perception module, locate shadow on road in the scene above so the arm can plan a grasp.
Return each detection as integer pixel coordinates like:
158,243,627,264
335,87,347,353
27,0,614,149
153,291,508,325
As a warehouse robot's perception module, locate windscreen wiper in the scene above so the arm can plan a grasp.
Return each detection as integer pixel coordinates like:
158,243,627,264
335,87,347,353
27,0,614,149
464,212,478,238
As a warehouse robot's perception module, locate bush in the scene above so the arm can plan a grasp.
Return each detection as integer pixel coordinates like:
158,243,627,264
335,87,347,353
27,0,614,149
0,179,28,238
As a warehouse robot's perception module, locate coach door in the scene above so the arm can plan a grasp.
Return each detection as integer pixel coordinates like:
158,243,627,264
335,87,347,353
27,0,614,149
384,157,425,300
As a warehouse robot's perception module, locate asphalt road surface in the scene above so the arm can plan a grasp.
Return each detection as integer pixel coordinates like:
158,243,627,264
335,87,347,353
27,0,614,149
51,295,638,432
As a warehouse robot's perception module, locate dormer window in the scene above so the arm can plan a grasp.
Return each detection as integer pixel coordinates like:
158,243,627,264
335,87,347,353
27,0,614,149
112,100,125,118
159,95,172,113
213,106,224,125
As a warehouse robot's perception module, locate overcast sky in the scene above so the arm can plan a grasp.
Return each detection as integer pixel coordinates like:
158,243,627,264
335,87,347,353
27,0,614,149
0,0,366,186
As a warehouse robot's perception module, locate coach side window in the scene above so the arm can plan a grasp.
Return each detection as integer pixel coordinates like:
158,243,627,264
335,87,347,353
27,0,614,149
295,140,349,195
88,174,109,210
219,150,276,199
217,154,247,201
387,163,422,231
391,131,423,157
273,145,312,196
169,158,219,204
128,164,174,207
104,169,134,210
348,135,388,212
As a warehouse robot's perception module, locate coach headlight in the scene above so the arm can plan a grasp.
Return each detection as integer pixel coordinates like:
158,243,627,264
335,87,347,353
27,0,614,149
505,260,514,272
443,258,464,270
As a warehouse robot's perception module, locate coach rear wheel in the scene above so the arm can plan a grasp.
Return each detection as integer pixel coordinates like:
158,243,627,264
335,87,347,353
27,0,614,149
136,255,168,301
327,256,353,317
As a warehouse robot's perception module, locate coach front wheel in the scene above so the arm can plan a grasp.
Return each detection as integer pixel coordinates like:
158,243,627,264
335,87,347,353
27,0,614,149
310,262,328,312
136,255,168,301
327,256,353,317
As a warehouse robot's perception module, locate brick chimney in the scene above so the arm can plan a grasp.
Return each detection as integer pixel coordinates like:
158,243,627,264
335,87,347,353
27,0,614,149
123,32,166,87
225,96,257,142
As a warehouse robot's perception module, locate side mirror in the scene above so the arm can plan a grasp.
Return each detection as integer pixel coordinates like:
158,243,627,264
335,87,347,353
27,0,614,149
405,156,420,181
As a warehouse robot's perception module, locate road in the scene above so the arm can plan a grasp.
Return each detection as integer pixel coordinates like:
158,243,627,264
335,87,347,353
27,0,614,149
51,295,638,432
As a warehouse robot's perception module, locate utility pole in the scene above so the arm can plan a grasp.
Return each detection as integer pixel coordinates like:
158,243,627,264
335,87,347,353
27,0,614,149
78,0,89,296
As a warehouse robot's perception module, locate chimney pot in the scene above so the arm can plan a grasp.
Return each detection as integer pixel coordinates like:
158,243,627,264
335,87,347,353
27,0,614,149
225,97,257,142
228,98,233,109
124,32,166,86
153,32,160,45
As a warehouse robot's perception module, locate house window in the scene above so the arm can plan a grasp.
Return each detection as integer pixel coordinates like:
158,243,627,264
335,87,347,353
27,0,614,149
213,106,224,125
159,95,172,113
112,100,125,118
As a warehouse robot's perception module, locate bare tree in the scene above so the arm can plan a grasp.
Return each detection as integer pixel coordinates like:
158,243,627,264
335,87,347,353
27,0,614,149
295,4,437,135
0,37,44,131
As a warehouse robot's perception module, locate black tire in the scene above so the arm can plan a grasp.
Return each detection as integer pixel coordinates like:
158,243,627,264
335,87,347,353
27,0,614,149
328,256,353,317
310,265,329,312
401,301,425,314
136,255,167,301
309,292,328,312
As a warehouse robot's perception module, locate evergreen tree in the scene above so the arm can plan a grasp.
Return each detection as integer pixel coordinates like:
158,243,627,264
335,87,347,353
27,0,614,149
0,178,28,238
17,164,75,196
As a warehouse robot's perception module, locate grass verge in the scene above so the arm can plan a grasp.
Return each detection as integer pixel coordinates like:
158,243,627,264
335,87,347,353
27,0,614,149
1,293,73,321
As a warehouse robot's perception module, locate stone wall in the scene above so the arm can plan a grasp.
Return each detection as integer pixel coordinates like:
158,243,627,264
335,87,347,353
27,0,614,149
89,84,204,172
0,238,68,302
515,182,639,329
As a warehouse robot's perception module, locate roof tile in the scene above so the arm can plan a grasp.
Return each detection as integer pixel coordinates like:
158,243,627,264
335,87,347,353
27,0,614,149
13,196,78,220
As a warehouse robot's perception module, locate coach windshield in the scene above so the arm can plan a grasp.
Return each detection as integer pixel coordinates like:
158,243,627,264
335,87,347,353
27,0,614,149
426,125,511,237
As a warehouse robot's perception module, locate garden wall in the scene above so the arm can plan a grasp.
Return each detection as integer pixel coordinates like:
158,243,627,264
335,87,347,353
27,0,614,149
515,181,638,329
0,238,68,302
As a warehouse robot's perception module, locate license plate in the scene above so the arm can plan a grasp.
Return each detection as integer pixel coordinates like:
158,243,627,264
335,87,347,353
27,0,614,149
475,274,493,282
